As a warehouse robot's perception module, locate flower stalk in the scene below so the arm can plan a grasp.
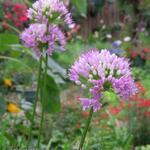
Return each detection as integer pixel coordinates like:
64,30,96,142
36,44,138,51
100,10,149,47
27,56,42,148
79,107,94,150
37,54,48,148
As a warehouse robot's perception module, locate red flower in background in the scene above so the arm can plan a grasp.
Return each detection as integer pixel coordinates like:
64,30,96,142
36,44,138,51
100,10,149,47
131,51,138,58
76,122,81,129
5,12,12,19
2,21,8,29
138,100,150,108
109,107,120,115
107,82,150,118
2,2,28,30
128,47,150,60
13,4,21,13
81,111,89,118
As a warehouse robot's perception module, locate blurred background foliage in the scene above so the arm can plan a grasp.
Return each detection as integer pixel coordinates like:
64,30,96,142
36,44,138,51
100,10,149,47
0,0,150,149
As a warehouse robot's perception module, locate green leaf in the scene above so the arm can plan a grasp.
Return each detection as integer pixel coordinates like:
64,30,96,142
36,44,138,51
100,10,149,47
41,75,60,113
4,132,17,146
0,34,19,51
0,96,7,116
25,111,33,122
15,124,30,136
47,57,67,84
72,0,87,17
48,58,67,78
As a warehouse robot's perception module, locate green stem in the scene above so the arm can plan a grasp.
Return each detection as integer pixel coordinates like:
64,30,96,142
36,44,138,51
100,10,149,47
79,108,94,150
27,56,42,148
37,54,48,148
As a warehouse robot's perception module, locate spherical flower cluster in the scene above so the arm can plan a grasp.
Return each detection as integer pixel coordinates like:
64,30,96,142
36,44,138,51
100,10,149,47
69,49,137,112
20,23,66,57
27,0,74,28
21,0,73,57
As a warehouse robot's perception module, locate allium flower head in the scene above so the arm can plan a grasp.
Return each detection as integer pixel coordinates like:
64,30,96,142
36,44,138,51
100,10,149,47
20,23,66,57
27,0,74,28
69,49,137,112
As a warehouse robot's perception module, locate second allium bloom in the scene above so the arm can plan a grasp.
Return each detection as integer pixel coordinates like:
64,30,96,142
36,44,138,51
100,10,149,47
69,49,137,112
20,23,66,57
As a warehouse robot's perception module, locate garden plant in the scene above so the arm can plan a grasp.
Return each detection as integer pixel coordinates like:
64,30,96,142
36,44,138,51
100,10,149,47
0,0,150,150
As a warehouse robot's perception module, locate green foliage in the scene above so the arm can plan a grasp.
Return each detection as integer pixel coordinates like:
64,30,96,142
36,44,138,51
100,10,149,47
0,96,7,116
57,40,86,67
103,91,119,106
139,32,150,46
41,75,60,113
72,0,87,17
82,111,133,150
0,34,19,51
47,57,67,84
127,105,150,146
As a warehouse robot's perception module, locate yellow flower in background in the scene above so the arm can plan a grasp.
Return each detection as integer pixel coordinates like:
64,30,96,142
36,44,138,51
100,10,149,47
3,78,12,87
7,102,21,113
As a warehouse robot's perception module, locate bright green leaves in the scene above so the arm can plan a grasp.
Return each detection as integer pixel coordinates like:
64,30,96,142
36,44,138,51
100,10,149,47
102,91,119,106
0,34,19,51
40,75,60,113
72,0,87,17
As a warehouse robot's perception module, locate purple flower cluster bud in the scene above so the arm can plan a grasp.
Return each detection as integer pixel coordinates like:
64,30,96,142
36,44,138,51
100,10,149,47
69,49,137,112
20,24,66,57
27,0,74,28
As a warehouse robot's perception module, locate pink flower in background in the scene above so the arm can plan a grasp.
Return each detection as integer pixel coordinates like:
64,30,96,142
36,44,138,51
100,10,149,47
69,49,137,112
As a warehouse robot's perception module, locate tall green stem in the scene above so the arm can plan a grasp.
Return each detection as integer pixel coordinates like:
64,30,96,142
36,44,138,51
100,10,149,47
37,54,48,148
27,56,42,148
79,108,94,150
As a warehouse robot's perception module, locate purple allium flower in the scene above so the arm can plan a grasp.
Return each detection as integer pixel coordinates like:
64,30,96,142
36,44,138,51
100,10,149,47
27,0,74,28
69,49,137,112
20,23,66,57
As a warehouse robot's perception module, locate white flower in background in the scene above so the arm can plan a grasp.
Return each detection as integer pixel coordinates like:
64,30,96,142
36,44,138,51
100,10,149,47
106,34,112,39
94,31,99,38
123,36,131,42
102,25,106,30
21,101,33,111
